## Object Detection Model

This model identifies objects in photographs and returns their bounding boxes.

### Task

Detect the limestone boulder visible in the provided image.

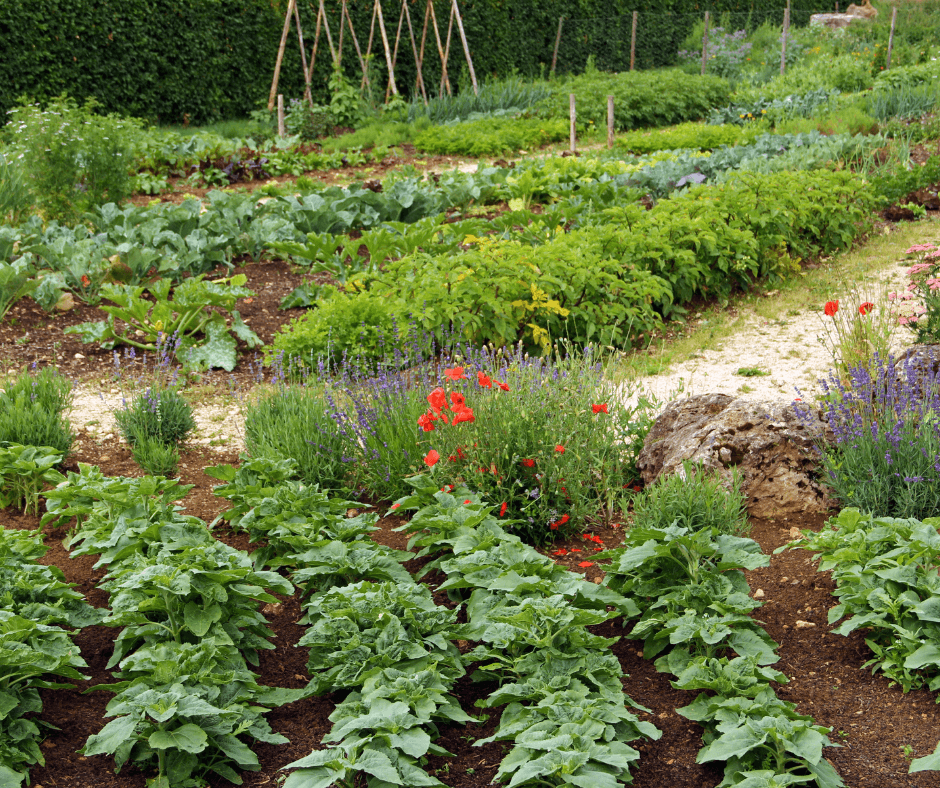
[809,12,871,28]
[637,394,833,519]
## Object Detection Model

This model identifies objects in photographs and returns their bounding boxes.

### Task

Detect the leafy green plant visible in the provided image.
[781,509,940,694]
[267,287,406,372]
[0,612,90,785]
[5,96,140,223]
[0,443,64,514]
[65,274,261,371]
[549,69,731,131]
[0,258,37,319]
[616,122,759,154]
[0,366,73,455]
[413,116,568,156]
[631,461,749,537]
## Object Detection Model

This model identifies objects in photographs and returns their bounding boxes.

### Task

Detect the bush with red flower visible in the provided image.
[411,348,659,546]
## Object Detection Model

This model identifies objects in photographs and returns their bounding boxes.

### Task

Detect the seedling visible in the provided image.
[735,367,769,377]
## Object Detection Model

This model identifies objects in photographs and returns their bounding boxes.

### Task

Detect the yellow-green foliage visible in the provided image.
[616,122,761,154]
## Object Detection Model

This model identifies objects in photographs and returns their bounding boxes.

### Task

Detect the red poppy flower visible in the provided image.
[477,371,492,388]
[451,407,475,425]
[553,549,568,556]
[499,502,507,517]
[417,413,436,432]
[521,459,535,468]
[594,546,604,551]
[463,499,471,504]
[555,444,565,453]
[80,274,91,287]
[444,366,466,381]
[859,302,875,316]
[424,450,440,468]
[569,547,581,552]
[592,403,609,414]
[549,522,559,530]
[578,561,594,568]
[450,392,466,408]
[557,513,570,526]
[824,300,839,317]
[427,388,448,412]
[496,380,510,391]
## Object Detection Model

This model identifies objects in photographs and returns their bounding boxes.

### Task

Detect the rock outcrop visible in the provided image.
[637,394,832,519]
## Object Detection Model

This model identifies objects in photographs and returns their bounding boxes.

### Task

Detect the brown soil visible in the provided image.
[9,429,940,788]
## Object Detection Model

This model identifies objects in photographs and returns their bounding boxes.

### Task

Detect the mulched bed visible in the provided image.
[4,433,937,788]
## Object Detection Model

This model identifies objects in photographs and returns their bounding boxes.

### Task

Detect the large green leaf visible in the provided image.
[82,715,139,756]
[148,723,209,754]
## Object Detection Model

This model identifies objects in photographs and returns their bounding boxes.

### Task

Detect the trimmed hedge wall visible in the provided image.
[0,1,820,124]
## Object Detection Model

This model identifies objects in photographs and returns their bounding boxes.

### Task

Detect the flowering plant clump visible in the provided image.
[797,352,940,520]
[412,345,650,546]
[817,285,896,381]
[891,243,940,344]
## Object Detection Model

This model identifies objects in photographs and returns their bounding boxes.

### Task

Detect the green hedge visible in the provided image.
[0,1,822,124]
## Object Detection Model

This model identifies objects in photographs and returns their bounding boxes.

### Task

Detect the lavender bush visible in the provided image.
[801,352,940,519]
[243,339,664,545]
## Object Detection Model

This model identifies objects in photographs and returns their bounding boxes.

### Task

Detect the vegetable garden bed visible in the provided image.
[3,432,938,788]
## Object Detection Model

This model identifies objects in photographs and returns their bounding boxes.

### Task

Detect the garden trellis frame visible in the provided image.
[267,0,479,111]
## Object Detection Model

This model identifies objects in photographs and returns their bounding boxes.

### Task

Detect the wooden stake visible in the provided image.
[277,94,286,137]
[306,4,324,86]
[362,2,378,91]
[337,0,345,64]
[293,1,313,106]
[439,2,455,96]
[780,6,789,76]
[428,0,452,95]
[701,11,709,76]
[886,5,898,69]
[451,0,478,95]
[375,0,399,96]
[404,0,428,104]
[268,0,296,111]
[569,93,576,154]
[551,16,564,77]
[343,1,369,89]
[386,0,406,101]
[607,95,614,149]
[319,0,339,66]
[630,11,637,71]
[417,0,431,97]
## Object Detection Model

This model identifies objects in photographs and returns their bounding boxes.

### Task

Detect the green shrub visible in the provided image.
[632,460,748,536]
[129,435,180,477]
[548,70,731,132]
[413,116,568,156]
[5,97,140,223]
[115,387,195,448]
[366,230,671,352]
[0,367,73,456]
[243,383,352,490]
[267,287,406,372]
[406,346,656,545]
